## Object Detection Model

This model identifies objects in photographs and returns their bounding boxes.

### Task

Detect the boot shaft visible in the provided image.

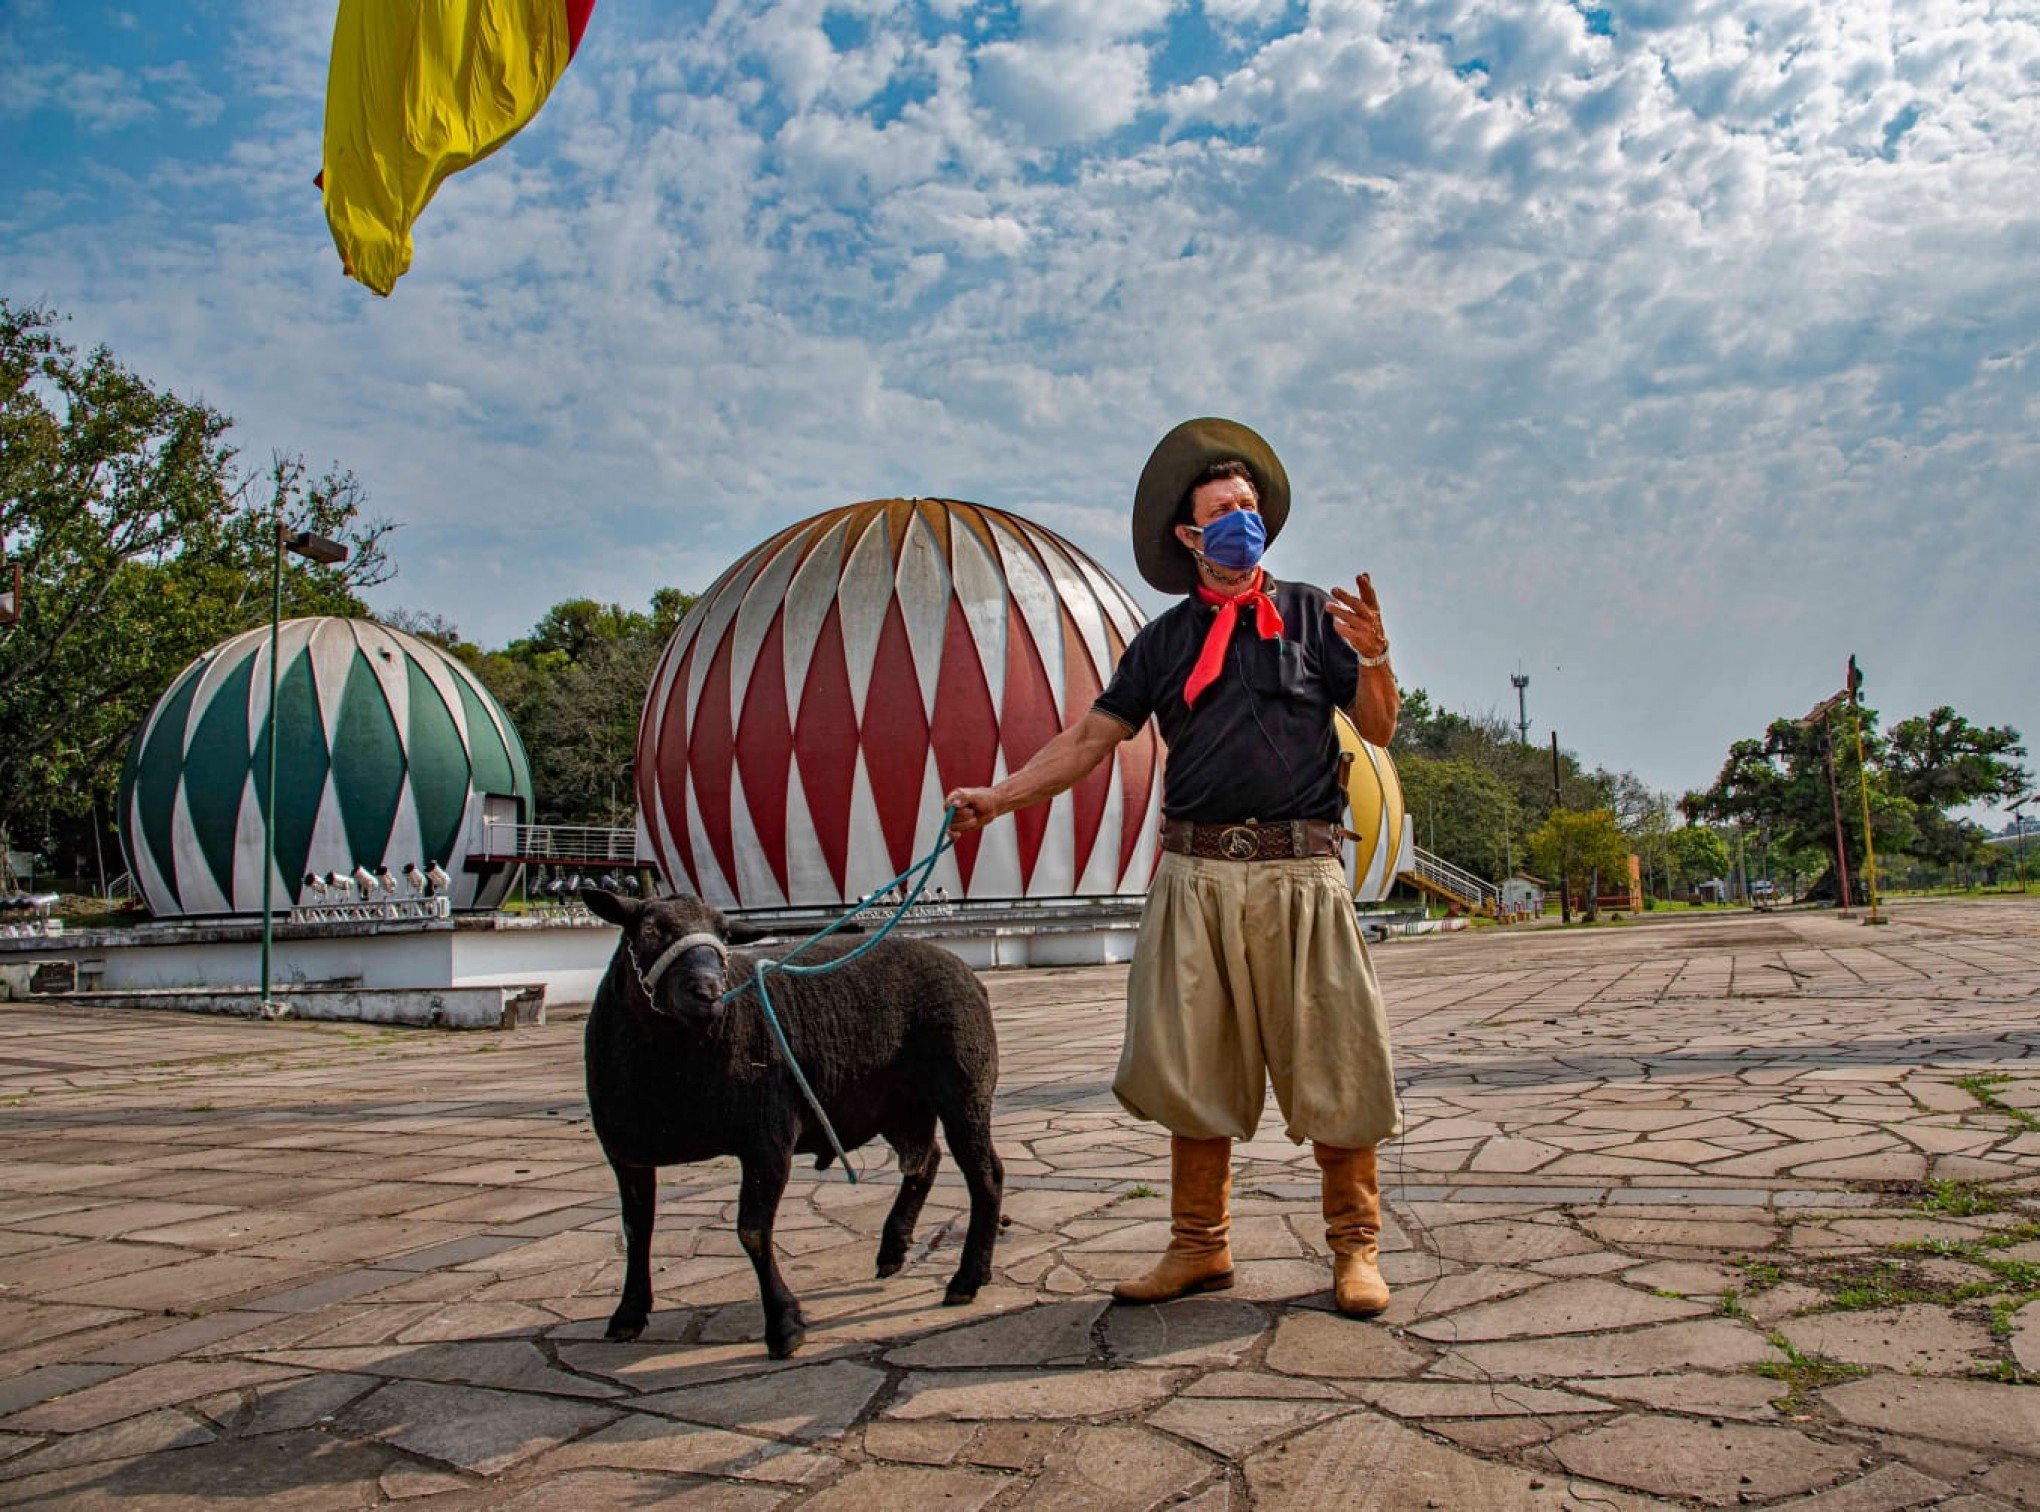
[1312,1141,1380,1248]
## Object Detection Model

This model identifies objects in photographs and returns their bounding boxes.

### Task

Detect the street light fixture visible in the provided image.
[259,524,349,1017]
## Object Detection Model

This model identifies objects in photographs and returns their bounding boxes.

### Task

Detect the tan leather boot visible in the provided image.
[1314,1142,1390,1317]
[1111,1135,1234,1303]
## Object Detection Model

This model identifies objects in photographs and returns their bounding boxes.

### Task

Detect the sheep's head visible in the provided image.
[582,888,768,1028]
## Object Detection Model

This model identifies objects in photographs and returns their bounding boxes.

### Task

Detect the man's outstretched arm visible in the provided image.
[946,710,1134,832]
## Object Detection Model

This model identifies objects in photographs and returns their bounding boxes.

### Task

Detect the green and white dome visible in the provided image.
[117,617,533,917]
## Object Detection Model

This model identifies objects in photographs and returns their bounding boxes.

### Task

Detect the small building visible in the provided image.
[1499,874,1545,919]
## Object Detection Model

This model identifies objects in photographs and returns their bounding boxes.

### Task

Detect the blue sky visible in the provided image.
[4,0,2036,809]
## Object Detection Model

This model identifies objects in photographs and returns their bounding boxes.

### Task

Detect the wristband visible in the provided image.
[1357,641,1391,669]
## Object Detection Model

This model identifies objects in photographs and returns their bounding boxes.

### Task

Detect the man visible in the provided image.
[946,417,1402,1317]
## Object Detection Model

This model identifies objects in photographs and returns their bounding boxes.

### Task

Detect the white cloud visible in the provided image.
[974,39,1152,144]
[6,0,2038,798]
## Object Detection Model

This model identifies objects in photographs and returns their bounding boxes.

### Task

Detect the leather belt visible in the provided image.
[1159,818,1343,862]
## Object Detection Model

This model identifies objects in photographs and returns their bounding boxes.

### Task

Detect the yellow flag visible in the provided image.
[321,0,595,295]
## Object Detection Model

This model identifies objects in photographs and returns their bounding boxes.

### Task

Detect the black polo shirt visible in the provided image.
[1093,577,1360,825]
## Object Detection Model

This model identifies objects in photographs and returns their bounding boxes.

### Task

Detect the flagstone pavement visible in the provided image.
[1,896,2037,1509]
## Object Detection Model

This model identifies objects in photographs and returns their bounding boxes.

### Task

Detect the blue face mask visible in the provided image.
[1194,509,1266,572]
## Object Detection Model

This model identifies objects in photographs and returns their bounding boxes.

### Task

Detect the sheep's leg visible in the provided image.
[737,1145,803,1359]
[877,1117,940,1278]
[936,1092,1005,1306]
[606,1161,657,1341]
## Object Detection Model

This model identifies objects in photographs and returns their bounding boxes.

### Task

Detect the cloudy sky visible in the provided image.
[5,0,2035,806]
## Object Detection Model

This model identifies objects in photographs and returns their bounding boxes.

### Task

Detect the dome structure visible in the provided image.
[118,617,533,917]
[638,499,1163,910]
[1335,714,1412,902]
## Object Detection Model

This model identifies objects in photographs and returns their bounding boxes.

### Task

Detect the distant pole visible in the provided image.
[1846,661,1883,924]
[259,525,350,1016]
[1550,731,1571,924]
[259,524,285,1015]
[1822,719,1854,916]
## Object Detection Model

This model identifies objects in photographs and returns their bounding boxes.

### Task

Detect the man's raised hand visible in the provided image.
[1327,573,1390,662]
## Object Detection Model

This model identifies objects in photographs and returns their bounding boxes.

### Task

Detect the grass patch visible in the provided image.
[1988,1296,2034,1343]
[1735,1259,1786,1291]
[1954,1072,2040,1132]
[1719,1287,1751,1321]
[1823,1257,1997,1311]
[1753,1333,1869,1411]
[1917,1179,2003,1217]
[1124,1184,1159,1200]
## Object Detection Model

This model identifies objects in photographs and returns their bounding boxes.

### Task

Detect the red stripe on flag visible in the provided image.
[564,0,596,55]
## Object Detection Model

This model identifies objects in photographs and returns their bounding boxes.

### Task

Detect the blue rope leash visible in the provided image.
[717,805,960,1183]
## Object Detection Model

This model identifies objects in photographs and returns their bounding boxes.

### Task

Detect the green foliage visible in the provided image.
[0,300,393,864]
[1526,807,1630,904]
[1391,686,1675,896]
[1668,824,1730,888]
[1884,707,2028,865]
[1397,754,1520,881]
[1685,683,2027,886]
[1918,1179,2002,1217]
[1752,1333,1868,1410]
[1954,1072,2040,1133]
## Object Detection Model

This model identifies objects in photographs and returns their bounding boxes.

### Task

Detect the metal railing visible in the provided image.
[1404,846,1500,914]
[477,821,639,863]
[289,897,452,925]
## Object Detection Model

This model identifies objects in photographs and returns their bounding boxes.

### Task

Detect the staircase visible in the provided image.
[1401,846,1499,916]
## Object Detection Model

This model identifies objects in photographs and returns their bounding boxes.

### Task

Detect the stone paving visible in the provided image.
[0,896,2036,1509]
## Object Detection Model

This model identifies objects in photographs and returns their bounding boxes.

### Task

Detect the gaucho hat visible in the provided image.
[1132,417,1291,594]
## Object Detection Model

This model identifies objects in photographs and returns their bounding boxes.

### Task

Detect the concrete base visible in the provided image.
[40,983,546,1029]
[741,896,1146,971]
[0,912,618,1006]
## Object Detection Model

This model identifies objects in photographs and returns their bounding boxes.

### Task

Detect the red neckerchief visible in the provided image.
[1184,570,1284,708]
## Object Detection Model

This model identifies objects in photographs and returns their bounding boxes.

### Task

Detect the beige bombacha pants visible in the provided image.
[1113,851,1401,1148]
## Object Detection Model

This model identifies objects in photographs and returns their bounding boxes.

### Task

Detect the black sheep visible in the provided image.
[579,887,1004,1359]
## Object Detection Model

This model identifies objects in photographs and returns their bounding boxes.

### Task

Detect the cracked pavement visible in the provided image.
[0,896,2036,1508]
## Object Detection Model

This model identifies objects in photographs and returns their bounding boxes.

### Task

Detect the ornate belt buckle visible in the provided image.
[1219,825,1259,860]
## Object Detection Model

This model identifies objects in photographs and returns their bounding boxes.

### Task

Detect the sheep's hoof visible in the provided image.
[604,1313,647,1342]
[766,1326,805,1360]
[942,1283,979,1307]
[875,1256,905,1279]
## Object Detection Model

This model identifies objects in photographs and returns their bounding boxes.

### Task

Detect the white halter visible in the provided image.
[632,932,729,996]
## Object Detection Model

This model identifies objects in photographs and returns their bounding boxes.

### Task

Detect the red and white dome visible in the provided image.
[638,499,1162,910]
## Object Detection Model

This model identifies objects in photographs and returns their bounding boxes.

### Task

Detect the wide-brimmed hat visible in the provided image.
[1132,417,1291,593]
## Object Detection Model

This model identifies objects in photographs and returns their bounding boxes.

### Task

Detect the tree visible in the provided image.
[1669,825,1731,891]
[0,301,393,875]
[1394,683,1619,832]
[1686,694,2027,897]
[1883,707,2027,865]
[1397,754,1520,882]
[1526,808,1631,920]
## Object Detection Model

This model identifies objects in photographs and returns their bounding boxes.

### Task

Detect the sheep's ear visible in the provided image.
[725,917,770,945]
[580,887,641,928]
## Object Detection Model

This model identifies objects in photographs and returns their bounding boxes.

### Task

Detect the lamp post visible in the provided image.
[1798,692,1854,915]
[259,524,349,1016]
[2012,794,2033,894]
[1844,656,1884,925]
